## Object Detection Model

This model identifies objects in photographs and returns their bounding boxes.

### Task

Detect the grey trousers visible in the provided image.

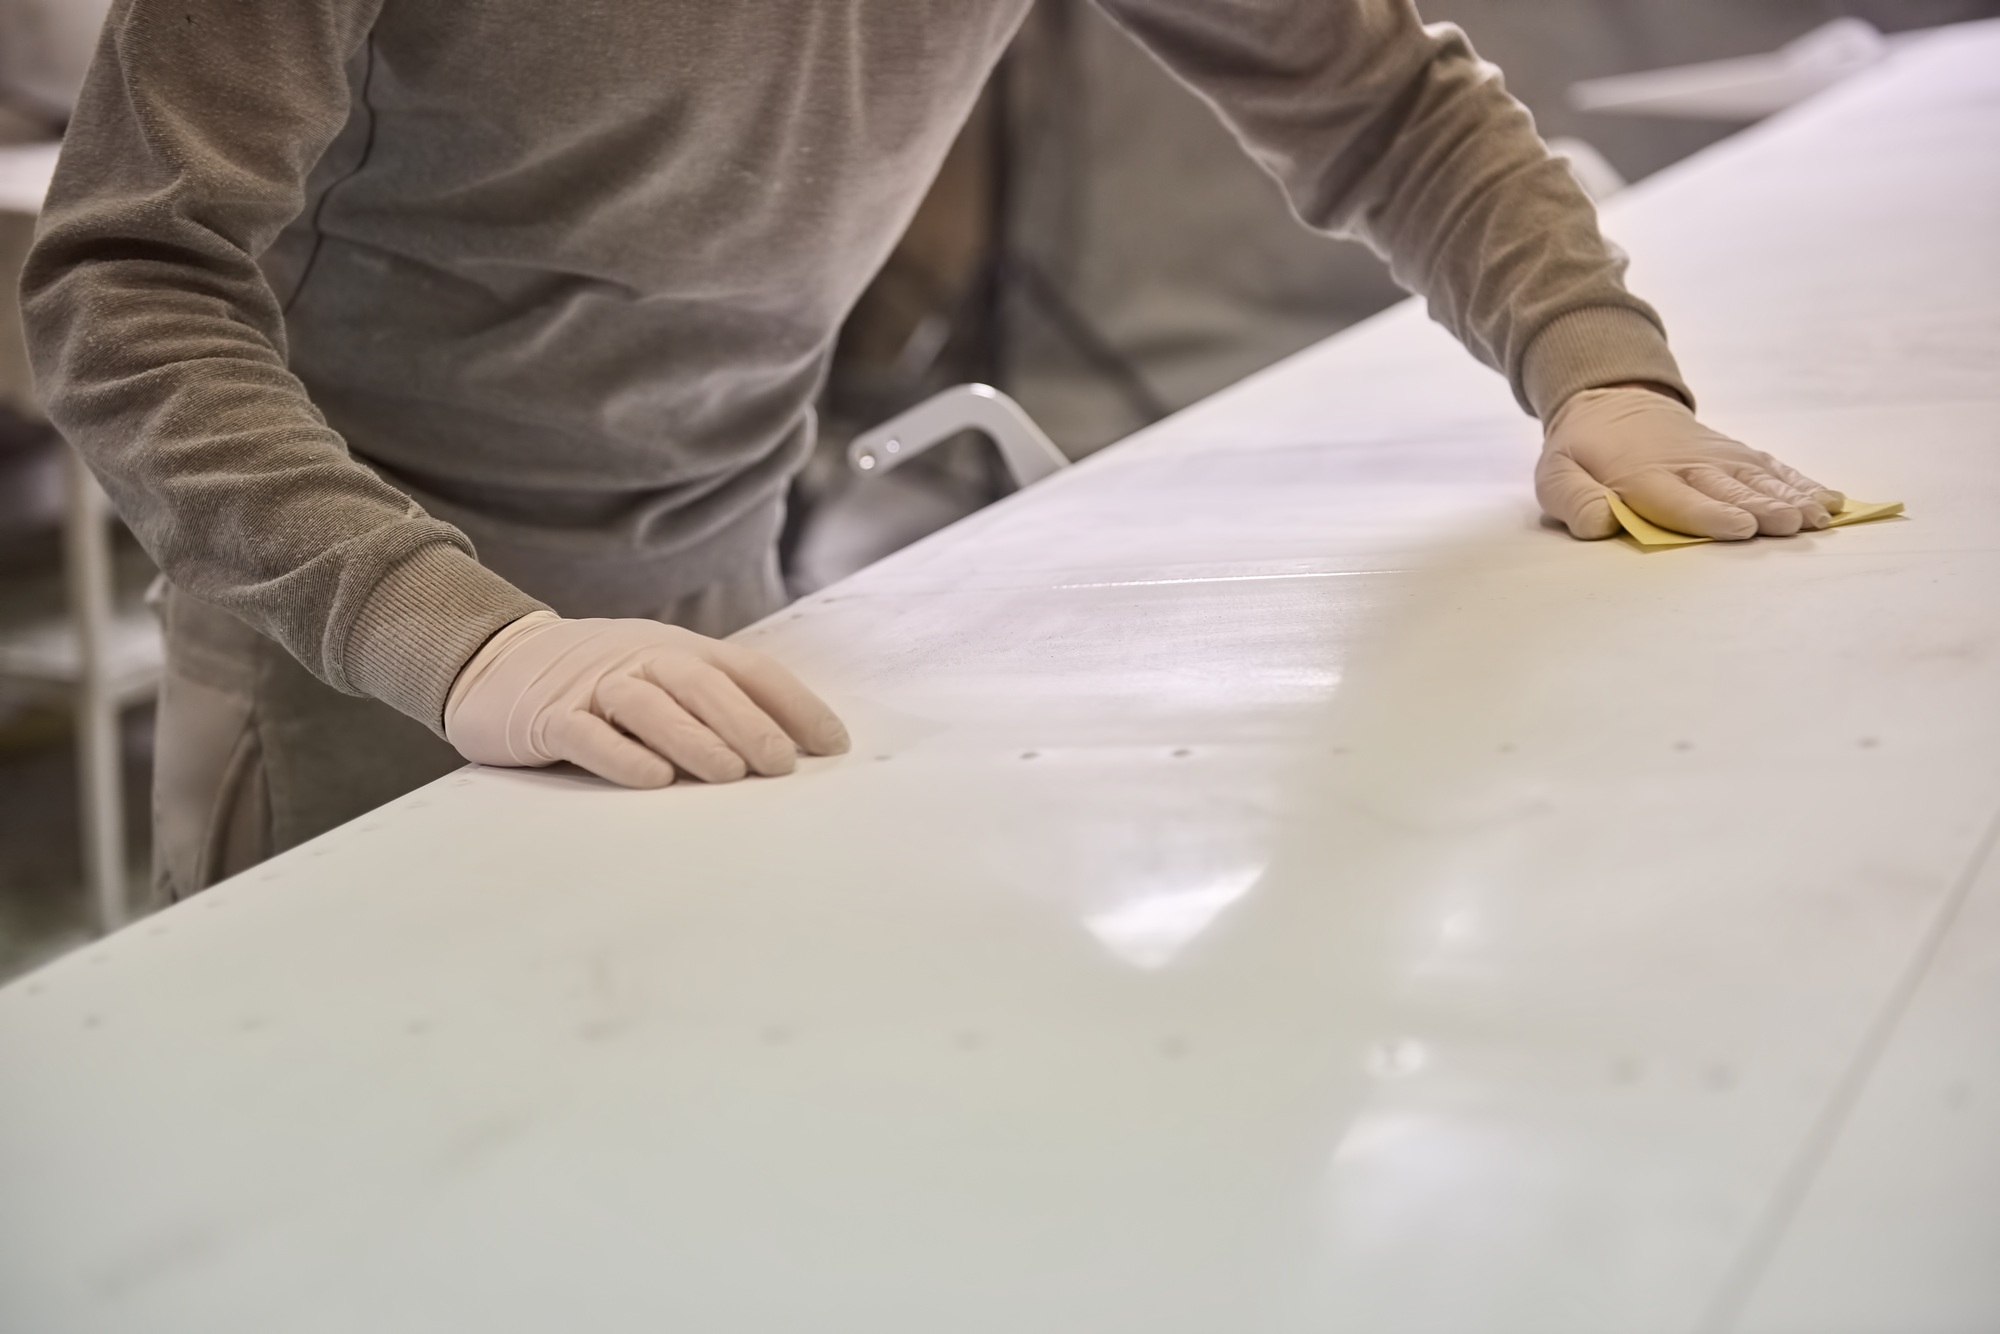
[152,557,786,904]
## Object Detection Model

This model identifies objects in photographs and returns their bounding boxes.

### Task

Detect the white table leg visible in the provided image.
[62,448,126,933]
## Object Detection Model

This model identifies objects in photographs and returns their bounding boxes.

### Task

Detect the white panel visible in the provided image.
[1733,836,2000,1334]
[2,19,1997,1334]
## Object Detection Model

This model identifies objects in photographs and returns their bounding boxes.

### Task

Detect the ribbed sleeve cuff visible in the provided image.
[342,544,549,736]
[1519,306,1693,421]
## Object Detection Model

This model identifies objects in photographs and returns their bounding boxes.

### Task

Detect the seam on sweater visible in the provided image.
[282,34,382,317]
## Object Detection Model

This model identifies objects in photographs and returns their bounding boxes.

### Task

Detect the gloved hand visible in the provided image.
[1537,386,1844,541]
[444,612,849,788]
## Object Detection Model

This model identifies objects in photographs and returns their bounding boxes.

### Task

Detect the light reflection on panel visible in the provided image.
[1084,866,1266,970]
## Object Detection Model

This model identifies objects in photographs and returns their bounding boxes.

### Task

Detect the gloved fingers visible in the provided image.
[1681,465,1804,536]
[1533,449,1620,540]
[642,658,799,777]
[1735,468,1832,529]
[550,710,679,789]
[1617,469,1759,540]
[595,672,752,784]
[706,641,853,756]
[1754,451,1846,515]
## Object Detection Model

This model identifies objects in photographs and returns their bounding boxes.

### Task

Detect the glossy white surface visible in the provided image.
[1736,832,2000,1334]
[3,23,1997,1333]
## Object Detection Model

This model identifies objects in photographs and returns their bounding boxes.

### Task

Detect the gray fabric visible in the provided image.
[25,0,1685,734]
[153,553,787,901]
[153,582,461,903]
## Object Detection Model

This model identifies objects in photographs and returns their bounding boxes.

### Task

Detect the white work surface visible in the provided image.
[3,25,1997,1334]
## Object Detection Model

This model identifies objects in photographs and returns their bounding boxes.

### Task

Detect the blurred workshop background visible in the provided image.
[3,0,1995,981]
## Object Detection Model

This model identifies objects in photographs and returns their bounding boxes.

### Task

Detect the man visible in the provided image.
[21,0,1840,901]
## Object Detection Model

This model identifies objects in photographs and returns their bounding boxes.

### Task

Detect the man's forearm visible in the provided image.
[1096,0,1688,417]
[22,0,535,729]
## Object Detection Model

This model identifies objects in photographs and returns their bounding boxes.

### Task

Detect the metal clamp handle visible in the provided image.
[848,384,1070,489]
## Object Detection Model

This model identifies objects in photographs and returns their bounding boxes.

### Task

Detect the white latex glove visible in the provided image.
[444,612,849,788]
[1537,387,1844,541]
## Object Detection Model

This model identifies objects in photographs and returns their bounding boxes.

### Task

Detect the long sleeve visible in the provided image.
[20,0,542,730]
[1094,0,1690,418]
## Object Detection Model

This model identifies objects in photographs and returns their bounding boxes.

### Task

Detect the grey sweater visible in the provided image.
[22,0,1687,731]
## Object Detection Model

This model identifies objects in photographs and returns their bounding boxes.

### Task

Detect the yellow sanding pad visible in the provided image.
[1609,494,1905,549]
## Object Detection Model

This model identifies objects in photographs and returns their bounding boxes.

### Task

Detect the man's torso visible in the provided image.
[265,0,1030,596]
